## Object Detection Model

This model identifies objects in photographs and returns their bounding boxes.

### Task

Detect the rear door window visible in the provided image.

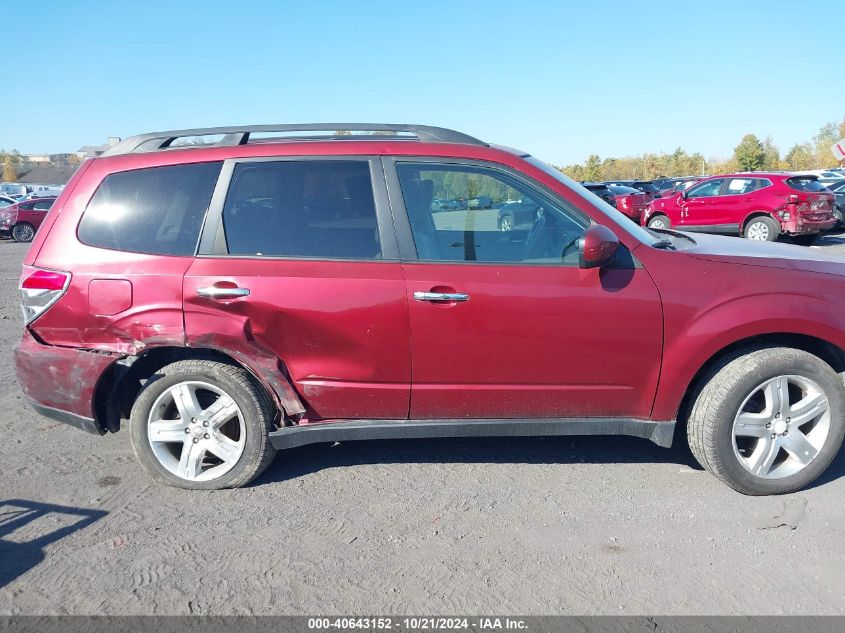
[79,162,223,255]
[725,178,756,195]
[32,200,53,211]
[221,160,381,259]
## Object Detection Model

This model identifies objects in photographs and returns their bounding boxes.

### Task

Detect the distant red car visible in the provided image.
[642,173,836,243]
[606,184,651,222]
[0,198,55,242]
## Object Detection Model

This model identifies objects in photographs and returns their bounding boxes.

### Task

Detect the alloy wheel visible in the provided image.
[745,221,770,241]
[147,380,246,482]
[12,224,34,242]
[732,375,831,479]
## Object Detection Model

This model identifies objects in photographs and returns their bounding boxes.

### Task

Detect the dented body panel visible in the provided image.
[14,329,117,428]
[184,258,411,420]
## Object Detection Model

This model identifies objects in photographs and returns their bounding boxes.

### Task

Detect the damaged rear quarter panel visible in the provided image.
[15,329,118,421]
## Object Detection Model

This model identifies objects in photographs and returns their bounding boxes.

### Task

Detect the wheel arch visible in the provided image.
[741,210,777,234]
[94,345,306,433]
[673,332,845,430]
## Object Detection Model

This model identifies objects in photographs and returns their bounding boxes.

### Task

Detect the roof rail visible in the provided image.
[100,124,486,156]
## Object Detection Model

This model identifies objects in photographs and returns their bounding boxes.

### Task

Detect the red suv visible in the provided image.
[642,173,836,242]
[0,197,55,242]
[14,124,845,494]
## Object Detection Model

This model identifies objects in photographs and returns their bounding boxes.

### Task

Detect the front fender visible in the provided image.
[651,290,845,420]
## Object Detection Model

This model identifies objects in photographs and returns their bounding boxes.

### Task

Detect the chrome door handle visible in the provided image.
[197,286,251,298]
[413,291,469,302]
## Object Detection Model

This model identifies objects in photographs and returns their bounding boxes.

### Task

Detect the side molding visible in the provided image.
[269,417,675,450]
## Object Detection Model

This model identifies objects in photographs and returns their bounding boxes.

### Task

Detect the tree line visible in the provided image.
[559,116,845,182]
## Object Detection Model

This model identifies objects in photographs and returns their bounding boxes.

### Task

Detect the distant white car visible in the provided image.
[793,169,845,187]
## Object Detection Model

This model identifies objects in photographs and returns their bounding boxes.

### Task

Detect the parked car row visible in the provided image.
[0,182,64,200]
[579,172,840,243]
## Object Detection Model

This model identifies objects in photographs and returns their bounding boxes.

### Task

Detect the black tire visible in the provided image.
[499,213,515,232]
[646,214,670,230]
[743,215,779,242]
[791,234,817,246]
[834,206,844,228]
[130,359,277,489]
[11,222,35,242]
[687,347,845,495]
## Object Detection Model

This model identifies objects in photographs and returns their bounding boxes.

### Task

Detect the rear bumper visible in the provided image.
[28,401,103,435]
[14,329,117,435]
[781,215,837,235]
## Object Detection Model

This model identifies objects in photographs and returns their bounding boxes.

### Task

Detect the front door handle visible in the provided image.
[197,286,251,299]
[413,291,469,302]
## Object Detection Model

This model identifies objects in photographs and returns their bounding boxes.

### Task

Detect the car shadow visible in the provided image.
[0,499,107,588]
[254,425,845,493]
[255,430,707,486]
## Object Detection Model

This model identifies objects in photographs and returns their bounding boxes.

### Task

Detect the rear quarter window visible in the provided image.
[78,162,222,255]
[786,177,827,192]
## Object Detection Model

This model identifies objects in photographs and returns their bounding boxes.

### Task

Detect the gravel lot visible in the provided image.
[2,233,845,616]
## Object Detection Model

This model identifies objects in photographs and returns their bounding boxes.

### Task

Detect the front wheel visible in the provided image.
[499,214,514,232]
[130,359,277,489]
[646,215,670,230]
[687,347,845,495]
[744,216,779,242]
[11,223,35,242]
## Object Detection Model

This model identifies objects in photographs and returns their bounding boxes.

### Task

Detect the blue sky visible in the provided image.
[1,0,841,165]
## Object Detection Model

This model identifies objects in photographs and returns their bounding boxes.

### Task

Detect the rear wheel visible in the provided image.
[687,347,845,495]
[11,223,35,242]
[130,359,277,489]
[647,215,670,230]
[744,216,779,242]
[834,206,844,228]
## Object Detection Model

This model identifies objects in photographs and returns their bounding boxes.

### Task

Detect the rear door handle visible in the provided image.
[413,291,469,302]
[197,286,251,299]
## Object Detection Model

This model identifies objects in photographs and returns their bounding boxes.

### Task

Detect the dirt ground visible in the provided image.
[3,233,845,616]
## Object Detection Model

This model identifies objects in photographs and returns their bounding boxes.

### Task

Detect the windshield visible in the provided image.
[524,156,664,246]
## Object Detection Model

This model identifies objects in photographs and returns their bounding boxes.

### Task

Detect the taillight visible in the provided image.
[19,266,70,324]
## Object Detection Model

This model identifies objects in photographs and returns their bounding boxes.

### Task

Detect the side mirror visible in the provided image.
[680,189,688,200]
[579,224,619,269]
